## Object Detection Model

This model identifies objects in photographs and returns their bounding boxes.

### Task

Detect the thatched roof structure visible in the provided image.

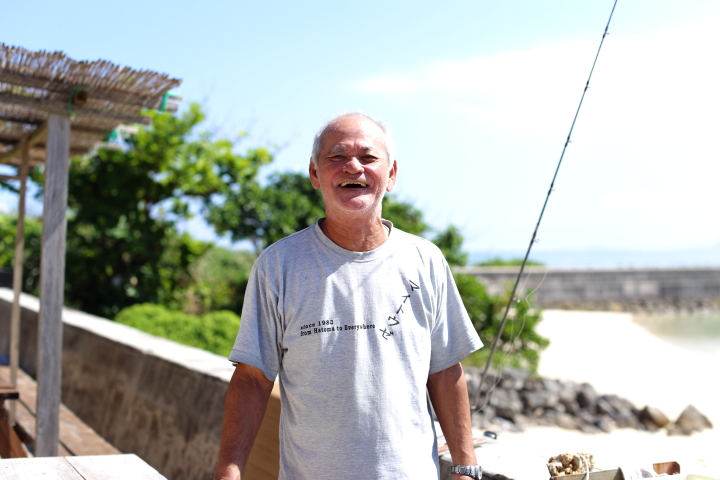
[0,43,181,167]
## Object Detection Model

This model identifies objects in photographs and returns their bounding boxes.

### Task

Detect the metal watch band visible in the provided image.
[450,464,481,479]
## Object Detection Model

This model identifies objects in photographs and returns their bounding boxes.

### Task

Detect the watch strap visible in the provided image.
[450,464,481,479]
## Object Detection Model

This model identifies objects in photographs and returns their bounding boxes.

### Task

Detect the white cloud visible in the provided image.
[355,13,720,140]
[355,13,720,251]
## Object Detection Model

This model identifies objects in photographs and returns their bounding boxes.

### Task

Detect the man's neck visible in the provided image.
[320,215,389,252]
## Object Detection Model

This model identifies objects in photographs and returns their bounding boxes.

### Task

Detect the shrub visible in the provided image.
[455,274,549,373]
[115,303,240,356]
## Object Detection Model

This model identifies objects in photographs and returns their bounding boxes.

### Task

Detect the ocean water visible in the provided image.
[633,311,720,354]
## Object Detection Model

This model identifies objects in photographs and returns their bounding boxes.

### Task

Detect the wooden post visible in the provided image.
[9,136,30,425]
[36,113,70,457]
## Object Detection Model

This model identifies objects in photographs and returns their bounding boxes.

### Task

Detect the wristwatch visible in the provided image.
[451,464,482,479]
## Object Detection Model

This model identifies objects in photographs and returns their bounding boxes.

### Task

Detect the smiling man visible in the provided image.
[213,113,483,480]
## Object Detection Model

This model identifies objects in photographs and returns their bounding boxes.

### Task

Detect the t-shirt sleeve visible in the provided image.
[229,260,282,382]
[428,258,483,375]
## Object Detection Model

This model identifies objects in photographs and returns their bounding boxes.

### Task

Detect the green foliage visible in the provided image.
[382,195,429,236]
[476,257,545,267]
[432,225,468,266]
[206,166,430,253]
[183,247,256,314]
[207,171,326,253]
[16,103,272,319]
[454,274,549,373]
[0,214,42,294]
[115,303,240,356]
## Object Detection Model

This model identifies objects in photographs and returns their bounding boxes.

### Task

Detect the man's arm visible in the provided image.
[427,362,478,480]
[213,363,275,480]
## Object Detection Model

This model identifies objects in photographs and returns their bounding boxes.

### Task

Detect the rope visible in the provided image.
[473,0,620,411]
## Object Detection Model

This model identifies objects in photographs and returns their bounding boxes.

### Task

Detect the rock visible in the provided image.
[555,413,578,430]
[576,383,598,410]
[522,390,559,410]
[595,414,615,433]
[580,423,600,434]
[500,367,527,390]
[489,388,523,421]
[639,406,670,428]
[596,395,637,428]
[668,405,713,436]
[463,367,678,436]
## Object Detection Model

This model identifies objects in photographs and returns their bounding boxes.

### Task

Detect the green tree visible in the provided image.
[206,166,430,253]
[0,214,43,294]
[183,246,256,314]
[207,171,326,254]
[432,225,468,266]
[455,274,549,372]
[382,195,429,236]
[15,104,272,318]
[476,257,545,267]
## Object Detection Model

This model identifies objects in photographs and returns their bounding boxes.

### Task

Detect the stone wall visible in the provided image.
[454,266,720,312]
[0,289,241,480]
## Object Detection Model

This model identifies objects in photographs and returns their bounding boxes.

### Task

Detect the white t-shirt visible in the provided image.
[230,220,483,480]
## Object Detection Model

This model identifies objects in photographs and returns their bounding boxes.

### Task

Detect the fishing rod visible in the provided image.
[472,0,619,411]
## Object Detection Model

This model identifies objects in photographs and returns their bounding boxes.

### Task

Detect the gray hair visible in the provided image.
[310,112,396,166]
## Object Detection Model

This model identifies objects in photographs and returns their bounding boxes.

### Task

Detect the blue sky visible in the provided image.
[2,0,719,262]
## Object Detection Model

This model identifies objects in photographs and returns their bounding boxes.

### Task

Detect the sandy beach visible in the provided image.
[479,309,720,479]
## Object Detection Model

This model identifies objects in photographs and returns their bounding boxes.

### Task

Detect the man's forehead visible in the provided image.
[326,144,381,155]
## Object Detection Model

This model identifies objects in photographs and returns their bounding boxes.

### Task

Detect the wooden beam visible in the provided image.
[36,113,70,457]
[0,69,179,110]
[0,92,152,125]
[9,137,30,425]
[0,123,48,164]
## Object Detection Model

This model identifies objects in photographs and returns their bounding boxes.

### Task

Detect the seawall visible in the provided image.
[453,266,720,312]
[0,288,281,480]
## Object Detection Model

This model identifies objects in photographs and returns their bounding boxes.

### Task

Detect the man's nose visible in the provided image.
[342,157,363,173]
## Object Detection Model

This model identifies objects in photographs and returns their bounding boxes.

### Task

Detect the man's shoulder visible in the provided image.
[257,224,318,262]
[391,227,445,258]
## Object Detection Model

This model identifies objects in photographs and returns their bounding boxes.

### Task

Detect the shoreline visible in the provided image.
[490,309,720,478]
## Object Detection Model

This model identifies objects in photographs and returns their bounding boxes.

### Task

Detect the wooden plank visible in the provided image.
[58,403,120,456]
[66,454,167,480]
[0,367,113,457]
[36,113,71,457]
[0,457,81,480]
[0,404,29,458]
[0,92,152,125]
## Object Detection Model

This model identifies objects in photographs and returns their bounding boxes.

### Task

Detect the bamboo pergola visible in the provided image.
[0,43,181,457]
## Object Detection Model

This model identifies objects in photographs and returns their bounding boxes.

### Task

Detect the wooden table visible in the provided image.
[0,454,167,480]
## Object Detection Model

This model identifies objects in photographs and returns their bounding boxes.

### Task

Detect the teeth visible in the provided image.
[340,182,367,187]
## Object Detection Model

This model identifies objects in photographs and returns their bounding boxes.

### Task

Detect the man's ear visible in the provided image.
[309,159,320,189]
[386,159,398,192]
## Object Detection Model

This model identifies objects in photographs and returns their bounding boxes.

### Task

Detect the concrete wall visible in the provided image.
[0,289,272,480]
[454,266,720,310]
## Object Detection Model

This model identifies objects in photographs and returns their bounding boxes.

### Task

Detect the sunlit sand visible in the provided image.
[481,310,720,478]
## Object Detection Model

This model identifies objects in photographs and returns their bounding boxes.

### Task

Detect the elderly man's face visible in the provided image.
[310,115,397,217]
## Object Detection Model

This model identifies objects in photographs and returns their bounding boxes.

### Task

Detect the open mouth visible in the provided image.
[340,182,368,188]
